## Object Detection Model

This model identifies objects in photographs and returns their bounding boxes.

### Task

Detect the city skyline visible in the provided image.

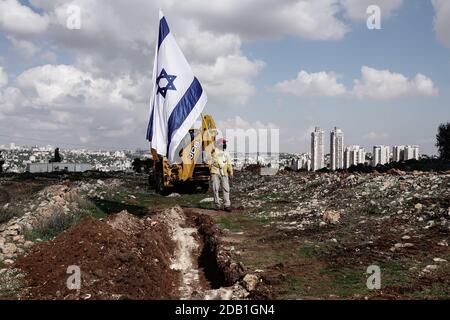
[0,137,426,173]
[0,138,425,158]
[308,125,423,171]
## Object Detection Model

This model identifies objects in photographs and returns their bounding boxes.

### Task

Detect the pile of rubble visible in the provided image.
[0,179,122,265]
[230,170,449,297]
[233,171,450,234]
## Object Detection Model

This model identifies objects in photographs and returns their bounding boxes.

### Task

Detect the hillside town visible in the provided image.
[0,143,143,173]
[0,126,428,174]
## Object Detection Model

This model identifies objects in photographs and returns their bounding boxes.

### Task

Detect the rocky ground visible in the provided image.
[0,170,449,299]
[225,169,450,299]
[0,174,258,300]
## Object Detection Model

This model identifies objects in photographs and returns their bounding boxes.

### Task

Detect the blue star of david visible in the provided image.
[156,68,177,98]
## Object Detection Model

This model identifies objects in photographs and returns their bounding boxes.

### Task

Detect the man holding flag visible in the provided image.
[146,10,207,164]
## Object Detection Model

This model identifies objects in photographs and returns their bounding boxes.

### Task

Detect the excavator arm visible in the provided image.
[179,114,217,181]
[151,114,218,193]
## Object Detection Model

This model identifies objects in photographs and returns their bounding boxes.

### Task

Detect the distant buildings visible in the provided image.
[311,127,325,171]
[372,145,390,166]
[393,145,404,162]
[344,146,366,169]
[0,144,134,173]
[307,126,424,171]
[405,145,420,160]
[393,145,420,162]
[290,153,311,171]
[330,127,344,170]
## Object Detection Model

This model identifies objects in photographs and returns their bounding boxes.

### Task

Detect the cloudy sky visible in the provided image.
[0,0,449,154]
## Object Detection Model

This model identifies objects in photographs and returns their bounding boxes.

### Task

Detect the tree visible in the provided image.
[132,158,142,173]
[132,158,153,174]
[436,122,450,161]
[50,148,62,163]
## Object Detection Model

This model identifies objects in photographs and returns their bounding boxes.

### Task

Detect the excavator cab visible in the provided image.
[151,114,217,194]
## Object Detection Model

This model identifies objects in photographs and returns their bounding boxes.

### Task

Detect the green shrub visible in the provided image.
[0,206,21,224]
[24,208,87,241]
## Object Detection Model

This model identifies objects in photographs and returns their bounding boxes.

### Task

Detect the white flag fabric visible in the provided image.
[146,10,207,164]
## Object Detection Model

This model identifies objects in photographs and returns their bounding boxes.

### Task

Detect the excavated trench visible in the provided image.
[197,231,227,289]
[194,215,229,289]
[13,206,250,300]
[168,207,245,299]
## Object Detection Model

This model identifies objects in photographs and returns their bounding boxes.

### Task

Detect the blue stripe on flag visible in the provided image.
[146,105,154,141]
[158,17,170,49]
[167,77,203,149]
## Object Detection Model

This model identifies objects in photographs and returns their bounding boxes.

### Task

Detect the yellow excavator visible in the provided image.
[150,114,218,194]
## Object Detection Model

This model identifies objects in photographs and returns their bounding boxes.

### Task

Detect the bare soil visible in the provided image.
[15,212,179,299]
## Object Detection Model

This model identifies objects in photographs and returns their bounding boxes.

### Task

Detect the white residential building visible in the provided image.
[404,145,420,160]
[393,145,420,161]
[311,127,325,171]
[372,145,390,166]
[291,153,311,171]
[344,145,366,169]
[393,145,405,162]
[330,127,344,171]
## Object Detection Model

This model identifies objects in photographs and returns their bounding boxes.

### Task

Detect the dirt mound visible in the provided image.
[15,212,179,300]
[107,210,144,235]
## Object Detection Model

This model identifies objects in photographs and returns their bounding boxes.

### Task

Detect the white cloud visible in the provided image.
[274,66,438,100]
[341,0,404,20]
[353,66,439,100]
[194,55,265,105]
[172,0,349,41]
[0,0,49,35]
[0,67,8,87]
[40,51,58,64]
[2,0,355,110]
[16,64,144,110]
[21,1,266,106]
[4,64,151,145]
[176,22,242,64]
[0,67,27,115]
[431,0,450,47]
[362,131,389,140]
[7,37,41,59]
[273,70,347,97]
[0,87,26,113]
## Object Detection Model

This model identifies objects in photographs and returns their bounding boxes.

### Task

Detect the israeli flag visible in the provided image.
[146,10,207,164]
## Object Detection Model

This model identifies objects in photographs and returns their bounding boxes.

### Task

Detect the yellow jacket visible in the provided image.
[209,149,233,176]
